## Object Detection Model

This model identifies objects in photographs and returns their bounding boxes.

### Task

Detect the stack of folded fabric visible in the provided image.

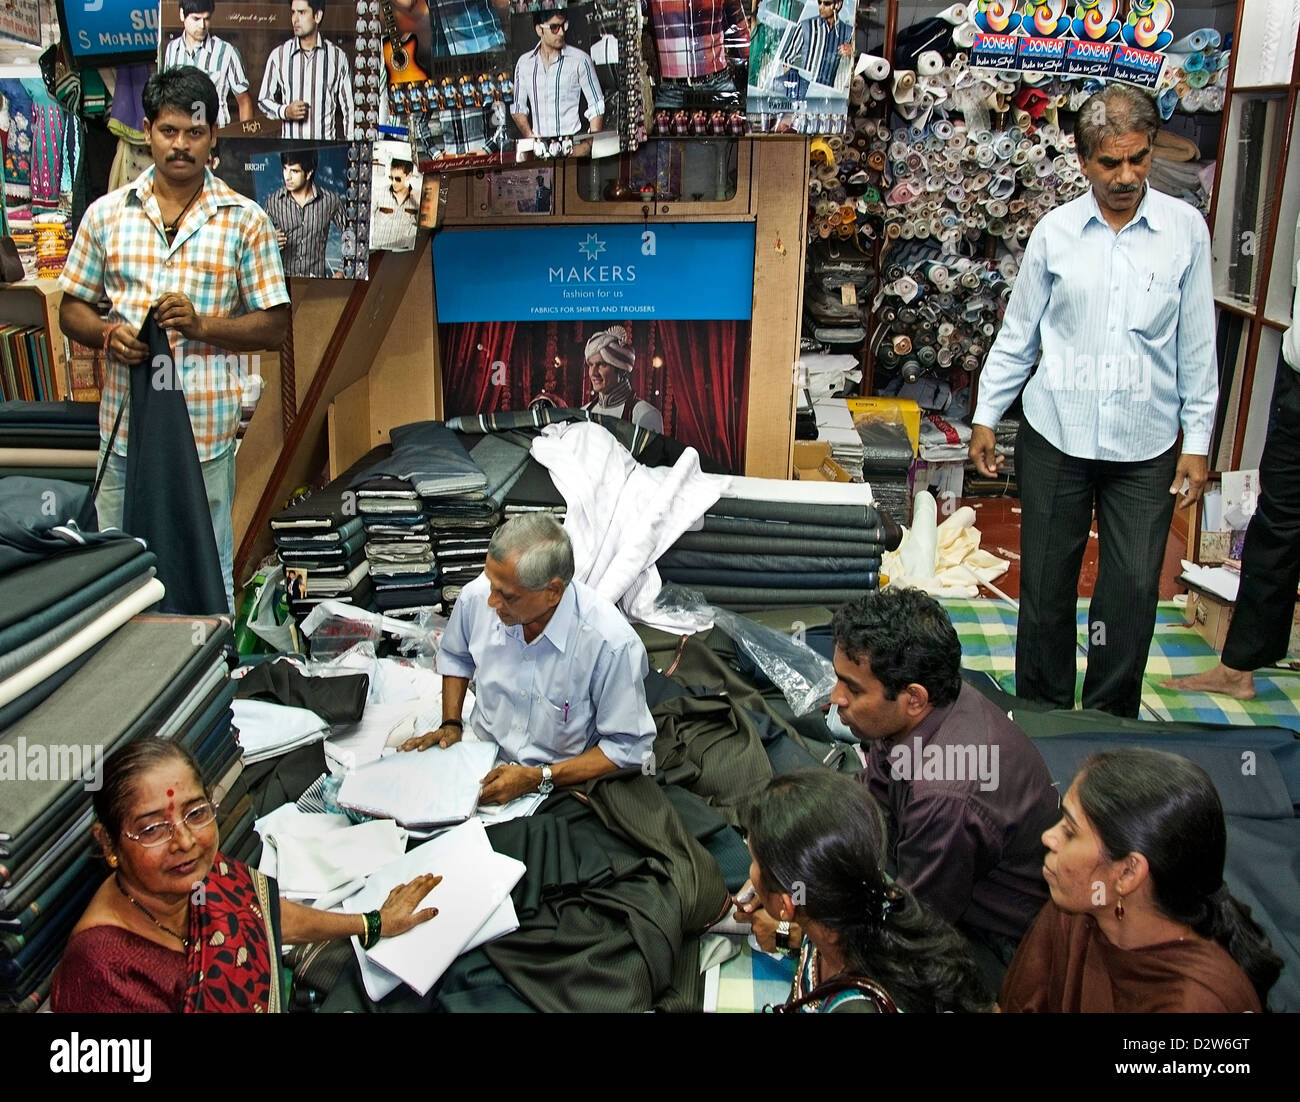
[0,403,101,485]
[855,414,915,526]
[0,615,239,1010]
[658,477,897,613]
[964,416,1019,495]
[428,433,532,607]
[812,395,864,477]
[502,454,568,524]
[271,446,392,614]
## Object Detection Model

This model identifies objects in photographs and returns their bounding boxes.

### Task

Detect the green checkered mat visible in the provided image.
[942,598,1300,733]
[713,939,797,1013]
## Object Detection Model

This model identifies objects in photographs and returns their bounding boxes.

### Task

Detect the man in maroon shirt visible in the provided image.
[736,586,1057,988]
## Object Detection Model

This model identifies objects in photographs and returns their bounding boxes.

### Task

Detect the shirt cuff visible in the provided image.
[596,734,650,771]
[435,653,475,679]
[1180,435,1211,456]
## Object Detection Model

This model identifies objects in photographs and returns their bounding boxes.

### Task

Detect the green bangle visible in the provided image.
[360,909,382,949]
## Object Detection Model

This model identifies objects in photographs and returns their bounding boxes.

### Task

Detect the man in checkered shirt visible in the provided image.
[161,0,253,128]
[58,67,290,613]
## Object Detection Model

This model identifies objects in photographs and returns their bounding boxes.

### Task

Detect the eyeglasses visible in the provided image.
[122,801,219,847]
[544,21,567,31]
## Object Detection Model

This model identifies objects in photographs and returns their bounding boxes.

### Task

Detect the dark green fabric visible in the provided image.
[480,773,728,1013]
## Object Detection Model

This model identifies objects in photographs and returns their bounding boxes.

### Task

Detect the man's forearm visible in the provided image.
[200,305,289,352]
[441,675,468,724]
[59,296,111,348]
[512,112,533,138]
[549,745,616,788]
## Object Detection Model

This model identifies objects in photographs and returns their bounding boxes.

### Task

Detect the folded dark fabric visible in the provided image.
[700,513,887,542]
[291,576,375,613]
[503,458,565,508]
[0,467,95,483]
[0,477,131,577]
[351,422,487,499]
[271,445,392,530]
[659,549,882,573]
[683,584,872,607]
[0,571,157,681]
[0,616,233,852]
[673,529,883,558]
[277,553,366,577]
[272,518,365,544]
[0,538,152,638]
[235,661,369,724]
[706,497,883,527]
[363,516,430,534]
[276,529,367,560]
[430,514,501,530]
[661,567,880,589]
[0,402,100,428]
[372,570,442,588]
[0,430,102,450]
[373,586,443,611]
[0,646,99,736]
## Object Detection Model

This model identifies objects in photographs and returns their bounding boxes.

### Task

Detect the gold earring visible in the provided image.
[1114,893,1124,920]
[107,854,119,867]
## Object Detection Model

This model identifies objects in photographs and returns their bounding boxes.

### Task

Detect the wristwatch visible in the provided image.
[537,764,554,796]
[774,919,792,951]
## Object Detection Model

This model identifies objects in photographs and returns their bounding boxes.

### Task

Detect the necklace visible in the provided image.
[114,874,192,950]
[161,181,205,239]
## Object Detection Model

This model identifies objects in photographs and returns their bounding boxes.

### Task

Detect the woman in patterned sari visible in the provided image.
[51,739,439,1012]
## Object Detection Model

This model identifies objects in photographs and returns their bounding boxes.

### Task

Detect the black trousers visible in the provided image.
[1016,418,1178,717]
[1223,360,1300,671]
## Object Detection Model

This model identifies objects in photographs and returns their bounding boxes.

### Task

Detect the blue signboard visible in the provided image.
[56,0,158,68]
[433,223,756,323]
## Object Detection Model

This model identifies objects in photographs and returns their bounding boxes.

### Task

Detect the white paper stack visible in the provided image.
[343,819,526,998]
[813,396,865,477]
[336,741,498,829]
[1179,560,1241,603]
[255,806,408,907]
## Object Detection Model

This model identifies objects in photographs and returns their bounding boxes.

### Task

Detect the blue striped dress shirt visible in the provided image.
[973,186,1218,461]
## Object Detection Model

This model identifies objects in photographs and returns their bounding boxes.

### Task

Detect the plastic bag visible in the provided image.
[395,607,449,669]
[245,564,297,654]
[654,585,836,716]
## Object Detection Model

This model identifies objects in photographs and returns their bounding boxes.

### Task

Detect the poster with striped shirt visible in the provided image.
[745,0,856,133]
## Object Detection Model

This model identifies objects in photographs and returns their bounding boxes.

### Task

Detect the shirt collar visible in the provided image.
[291,36,324,57]
[535,581,577,654]
[1081,182,1157,233]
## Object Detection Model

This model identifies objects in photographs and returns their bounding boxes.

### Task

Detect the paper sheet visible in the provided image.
[336,742,498,829]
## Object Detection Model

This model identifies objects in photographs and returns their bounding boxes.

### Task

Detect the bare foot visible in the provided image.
[1158,664,1256,700]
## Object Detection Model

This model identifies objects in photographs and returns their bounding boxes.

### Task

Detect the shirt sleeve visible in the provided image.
[337,52,355,140]
[228,45,250,94]
[237,208,291,312]
[893,788,994,926]
[59,200,108,307]
[580,55,605,121]
[258,50,287,120]
[435,595,477,680]
[513,55,532,121]
[971,224,1052,429]
[725,0,752,50]
[1175,218,1219,455]
[589,639,656,770]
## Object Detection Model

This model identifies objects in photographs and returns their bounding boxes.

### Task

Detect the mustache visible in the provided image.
[167,153,196,162]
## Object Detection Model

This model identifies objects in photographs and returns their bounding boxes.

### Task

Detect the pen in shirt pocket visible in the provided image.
[563,700,569,722]
[1147,271,1155,292]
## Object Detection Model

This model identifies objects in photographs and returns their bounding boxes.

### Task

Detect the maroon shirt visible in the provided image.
[51,926,187,1012]
[859,681,1058,942]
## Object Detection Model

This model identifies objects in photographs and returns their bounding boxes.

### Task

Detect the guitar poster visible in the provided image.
[379,0,643,172]
[159,1,382,279]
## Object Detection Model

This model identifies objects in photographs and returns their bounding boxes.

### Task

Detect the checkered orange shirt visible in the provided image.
[60,166,290,461]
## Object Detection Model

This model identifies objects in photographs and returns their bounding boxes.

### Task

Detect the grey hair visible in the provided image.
[488,513,574,589]
[1075,85,1159,161]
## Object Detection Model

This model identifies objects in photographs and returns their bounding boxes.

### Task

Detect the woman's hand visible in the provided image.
[377,873,442,938]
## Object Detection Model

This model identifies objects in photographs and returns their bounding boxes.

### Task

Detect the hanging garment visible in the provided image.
[118,310,227,616]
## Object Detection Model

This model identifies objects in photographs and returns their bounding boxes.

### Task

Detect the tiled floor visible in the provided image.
[960,495,1189,601]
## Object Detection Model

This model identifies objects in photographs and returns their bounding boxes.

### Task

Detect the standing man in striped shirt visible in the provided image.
[258,0,355,141]
[264,148,346,277]
[778,0,853,99]
[161,0,253,128]
[57,67,290,613]
[969,84,1218,717]
[513,11,605,142]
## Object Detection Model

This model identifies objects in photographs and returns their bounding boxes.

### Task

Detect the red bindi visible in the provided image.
[167,789,174,797]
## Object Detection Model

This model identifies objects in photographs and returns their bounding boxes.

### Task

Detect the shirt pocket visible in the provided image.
[1127,265,1183,340]
[540,688,591,747]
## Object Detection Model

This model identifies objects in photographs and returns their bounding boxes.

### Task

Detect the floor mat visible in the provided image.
[943,598,1300,733]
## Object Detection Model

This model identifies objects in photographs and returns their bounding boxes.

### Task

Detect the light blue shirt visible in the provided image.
[436,573,656,770]
[973,185,1218,460]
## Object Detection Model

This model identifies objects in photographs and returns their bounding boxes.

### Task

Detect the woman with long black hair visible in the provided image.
[1001,747,1281,1012]
[745,769,992,1013]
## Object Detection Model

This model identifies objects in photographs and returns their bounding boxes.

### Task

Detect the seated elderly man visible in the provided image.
[737,586,1058,986]
[400,513,656,805]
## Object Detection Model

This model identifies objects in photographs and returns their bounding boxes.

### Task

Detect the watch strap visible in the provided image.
[774,919,792,950]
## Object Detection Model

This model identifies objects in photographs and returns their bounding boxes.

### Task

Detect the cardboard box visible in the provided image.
[845,397,921,456]
[792,441,852,482]
[1185,588,1235,652]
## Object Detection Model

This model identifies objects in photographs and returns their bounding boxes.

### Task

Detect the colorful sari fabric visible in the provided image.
[183,854,284,1013]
